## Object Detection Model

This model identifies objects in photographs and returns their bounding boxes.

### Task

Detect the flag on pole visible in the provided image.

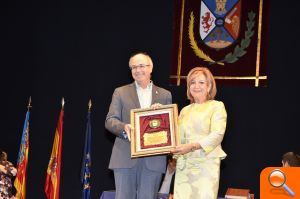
[44,101,64,199]
[14,104,30,199]
[81,100,92,199]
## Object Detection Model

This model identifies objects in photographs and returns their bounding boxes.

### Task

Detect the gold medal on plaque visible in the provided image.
[149,119,161,128]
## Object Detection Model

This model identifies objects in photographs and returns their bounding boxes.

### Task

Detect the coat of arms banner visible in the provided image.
[170,0,270,87]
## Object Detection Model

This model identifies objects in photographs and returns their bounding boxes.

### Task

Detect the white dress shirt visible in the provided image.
[135,81,152,108]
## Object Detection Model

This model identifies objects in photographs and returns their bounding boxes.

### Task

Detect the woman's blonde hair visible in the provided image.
[186,67,217,103]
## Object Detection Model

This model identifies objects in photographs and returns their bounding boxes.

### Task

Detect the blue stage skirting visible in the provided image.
[100,191,169,199]
[100,191,225,199]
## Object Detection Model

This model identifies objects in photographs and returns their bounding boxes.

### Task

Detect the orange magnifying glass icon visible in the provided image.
[268,169,295,197]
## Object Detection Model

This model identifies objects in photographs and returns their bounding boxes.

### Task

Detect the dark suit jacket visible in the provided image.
[105,82,172,173]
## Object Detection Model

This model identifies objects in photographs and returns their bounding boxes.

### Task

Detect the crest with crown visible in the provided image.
[215,0,227,15]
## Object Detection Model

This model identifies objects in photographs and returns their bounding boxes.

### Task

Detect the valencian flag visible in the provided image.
[170,0,270,87]
[14,99,31,199]
[81,100,92,199]
[44,99,64,199]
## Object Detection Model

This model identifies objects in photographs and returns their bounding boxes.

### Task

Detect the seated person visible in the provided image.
[282,152,300,167]
[0,149,17,199]
[159,155,176,195]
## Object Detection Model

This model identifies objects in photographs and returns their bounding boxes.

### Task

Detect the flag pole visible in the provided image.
[61,97,65,109]
[88,99,92,112]
[27,96,32,110]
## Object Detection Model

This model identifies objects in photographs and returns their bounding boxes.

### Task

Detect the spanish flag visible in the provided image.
[44,105,64,199]
[14,108,30,199]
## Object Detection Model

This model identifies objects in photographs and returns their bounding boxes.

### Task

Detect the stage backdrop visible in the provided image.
[1,0,300,198]
[170,0,270,87]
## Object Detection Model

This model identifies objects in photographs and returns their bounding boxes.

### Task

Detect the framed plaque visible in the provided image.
[130,104,179,158]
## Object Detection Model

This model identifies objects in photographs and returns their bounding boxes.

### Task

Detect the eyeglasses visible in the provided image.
[129,64,150,71]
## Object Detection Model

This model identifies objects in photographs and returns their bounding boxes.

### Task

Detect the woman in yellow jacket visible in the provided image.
[172,67,227,199]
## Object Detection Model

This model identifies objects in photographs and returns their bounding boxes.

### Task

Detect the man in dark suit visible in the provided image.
[105,52,172,199]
